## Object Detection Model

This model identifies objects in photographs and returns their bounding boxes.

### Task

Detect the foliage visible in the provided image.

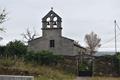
[0,57,75,80]
[0,9,7,40]
[116,52,120,60]
[0,46,6,57]
[0,40,64,66]
[0,9,7,31]
[94,55,118,76]
[79,63,88,71]
[24,50,64,65]
[114,52,120,74]
[0,9,7,24]
[5,40,27,58]
[84,32,101,55]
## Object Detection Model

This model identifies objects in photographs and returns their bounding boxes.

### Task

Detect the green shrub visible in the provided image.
[79,63,89,71]
[24,50,63,66]
[5,40,27,58]
[0,46,6,57]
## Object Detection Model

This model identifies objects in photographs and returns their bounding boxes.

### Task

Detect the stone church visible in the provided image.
[28,9,85,56]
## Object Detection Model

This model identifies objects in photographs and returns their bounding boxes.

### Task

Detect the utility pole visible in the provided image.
[114,20,117,53]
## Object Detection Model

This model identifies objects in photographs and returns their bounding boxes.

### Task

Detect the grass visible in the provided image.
[0,58,120,80]
[0,58,75,80]
[75,77,120,80]
[91,77,120,80]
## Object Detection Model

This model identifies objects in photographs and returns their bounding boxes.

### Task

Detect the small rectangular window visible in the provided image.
[50,40,55,48]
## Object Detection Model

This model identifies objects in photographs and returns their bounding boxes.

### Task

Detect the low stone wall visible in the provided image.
[0,75,34,80]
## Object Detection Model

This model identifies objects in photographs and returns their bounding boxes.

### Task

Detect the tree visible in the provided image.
[0,9,7,31]
[5,40,27,58]
[0,9,7,41]
[21,28,38,42]
[84,32,101,55]
[84,32,101,76]
[0,46,6,57]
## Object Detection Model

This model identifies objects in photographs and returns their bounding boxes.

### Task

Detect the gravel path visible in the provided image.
[75,77,91,80]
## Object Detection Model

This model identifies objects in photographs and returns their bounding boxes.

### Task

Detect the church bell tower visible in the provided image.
[42,8,62,37]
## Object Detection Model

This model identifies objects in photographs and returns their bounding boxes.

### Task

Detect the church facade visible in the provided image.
[28,9,85,56]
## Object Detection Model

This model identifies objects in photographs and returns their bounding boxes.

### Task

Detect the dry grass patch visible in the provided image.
[0,58,75,80]
[91,77,120,80]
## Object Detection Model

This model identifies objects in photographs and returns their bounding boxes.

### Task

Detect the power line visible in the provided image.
[116,21,120,31]
[101,20,120,49]
[101,33,120,46]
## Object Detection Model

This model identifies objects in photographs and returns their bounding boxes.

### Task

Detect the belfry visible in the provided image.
[28,9,85,56]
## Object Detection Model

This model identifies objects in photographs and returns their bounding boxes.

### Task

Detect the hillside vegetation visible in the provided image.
[1,40,120,80]
[0,40,75,80]
[0,57,75,80]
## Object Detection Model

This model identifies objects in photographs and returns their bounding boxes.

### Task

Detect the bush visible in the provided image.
[94,55,119,76]
[79,63,90,71]
[24,50,63,66]
[0,46,6,57]
[5,40,27,58]
[114,53,120,75]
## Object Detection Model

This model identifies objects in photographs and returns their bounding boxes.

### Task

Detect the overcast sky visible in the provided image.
[0,0,120,51]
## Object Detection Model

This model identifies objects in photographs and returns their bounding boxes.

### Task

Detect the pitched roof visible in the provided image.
[42,10,61,21]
